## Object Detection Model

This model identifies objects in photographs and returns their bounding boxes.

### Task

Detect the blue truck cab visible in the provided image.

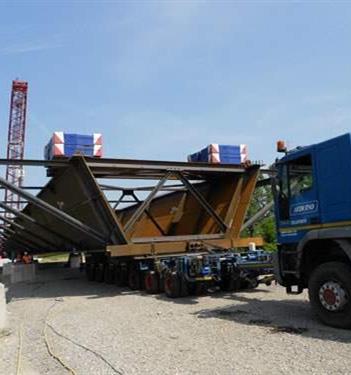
[274,133,351,328]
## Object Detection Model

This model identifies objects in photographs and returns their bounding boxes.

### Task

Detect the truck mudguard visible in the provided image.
[296,227,351,276]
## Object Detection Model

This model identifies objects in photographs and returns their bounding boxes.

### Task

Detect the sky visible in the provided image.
[0,0,351,188]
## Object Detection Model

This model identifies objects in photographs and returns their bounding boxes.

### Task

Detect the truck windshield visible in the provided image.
[289,154,313,197]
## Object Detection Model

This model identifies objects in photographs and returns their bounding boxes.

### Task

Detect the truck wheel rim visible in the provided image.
[319,281,348,311]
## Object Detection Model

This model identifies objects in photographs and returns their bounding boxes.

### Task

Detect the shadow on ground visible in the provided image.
[4,266,139,302]
[4,266,351,344]
[194,292,351,344]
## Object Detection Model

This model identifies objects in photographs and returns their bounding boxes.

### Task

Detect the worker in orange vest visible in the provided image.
[22,252,32,264]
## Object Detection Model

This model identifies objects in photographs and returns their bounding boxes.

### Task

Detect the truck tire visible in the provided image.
[86,263,95,281]
[144,271,160,294]
[308,261,351,329]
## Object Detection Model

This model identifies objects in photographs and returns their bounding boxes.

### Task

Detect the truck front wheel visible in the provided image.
[308,261,351,329]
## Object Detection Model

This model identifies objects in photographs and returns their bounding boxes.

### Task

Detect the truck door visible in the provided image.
[288,153,318,225]
[278,153,319,228]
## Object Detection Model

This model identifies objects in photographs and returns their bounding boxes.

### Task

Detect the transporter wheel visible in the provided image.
[308,261,351,329]
[179,274,189,297]
[164,272,180,298]
[158,272,166,292]
[240,277,259,290]
[104,263,115,284]
[144,271,160,294]
[128,264,141,290]
[115,264,128,287]
[187,282,197,295]
[95,263,105,282]
[195,282,208,295]
[220,267,241,292]
[220,277,240,292]
[86,263,95,281]
[164,272,188,298]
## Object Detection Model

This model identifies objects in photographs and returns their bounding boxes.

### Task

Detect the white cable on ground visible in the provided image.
[45,297,123,374]
[43,299,77,375]
[47,322,123,375]
[16,323,23,375]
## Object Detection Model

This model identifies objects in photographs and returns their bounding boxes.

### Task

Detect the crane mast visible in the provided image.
[4,80,28,219]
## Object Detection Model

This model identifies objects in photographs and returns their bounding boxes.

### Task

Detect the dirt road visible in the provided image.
[1,267,350,375]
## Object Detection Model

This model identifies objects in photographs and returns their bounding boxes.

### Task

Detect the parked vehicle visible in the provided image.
[273,133,351,328]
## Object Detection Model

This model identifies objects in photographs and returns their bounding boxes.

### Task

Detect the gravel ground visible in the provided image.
[1,267,350,375]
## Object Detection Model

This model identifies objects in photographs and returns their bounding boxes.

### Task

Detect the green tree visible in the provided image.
[242,182,277,251]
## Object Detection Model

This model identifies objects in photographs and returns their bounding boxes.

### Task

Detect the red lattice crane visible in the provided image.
[4,80,28,219]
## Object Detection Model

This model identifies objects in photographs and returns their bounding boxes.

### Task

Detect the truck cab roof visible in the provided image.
[277,133,351,164]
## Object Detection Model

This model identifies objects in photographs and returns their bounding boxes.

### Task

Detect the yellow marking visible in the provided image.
[195,276,213,281]
[279,220,351,234]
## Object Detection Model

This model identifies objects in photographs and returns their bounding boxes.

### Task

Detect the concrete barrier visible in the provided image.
[1,263,12,284]
[2,263,36,284]
[70,255,81,268]
[10,264,36,283]
[0,283,6,329]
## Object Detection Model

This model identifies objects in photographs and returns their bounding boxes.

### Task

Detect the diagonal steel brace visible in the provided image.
[124,172,171,233]
[175,171,228,233]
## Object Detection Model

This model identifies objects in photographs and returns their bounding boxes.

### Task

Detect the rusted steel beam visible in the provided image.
[0,224,15,235]
[0,216,57,249]
[0,228,39,251]
[0,202,81,247]
[124,172,171,233]
[176,172,228,233]
[128,191,165,236]
[229,167,260,237]
[0,175,106,244]
[68,157,128,244]
[224,177,244,231]
[107,236,264,257]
